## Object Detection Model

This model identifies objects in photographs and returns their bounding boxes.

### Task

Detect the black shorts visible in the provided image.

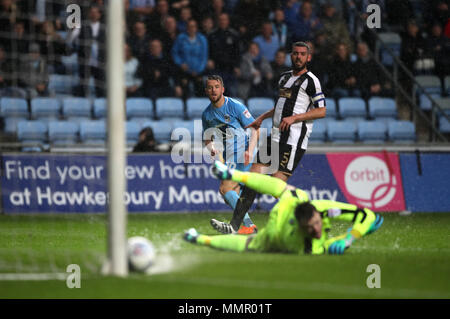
[256,137,306,176]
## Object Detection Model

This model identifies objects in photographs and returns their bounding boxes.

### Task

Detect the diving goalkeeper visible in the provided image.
[183,161,383,255]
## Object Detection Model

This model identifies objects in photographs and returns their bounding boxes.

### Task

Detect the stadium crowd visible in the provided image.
[0,0,449,102]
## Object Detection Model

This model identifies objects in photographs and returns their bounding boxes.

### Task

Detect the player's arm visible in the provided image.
[245,108,275,130]
[279,107,326,131]
[245,126,259,165]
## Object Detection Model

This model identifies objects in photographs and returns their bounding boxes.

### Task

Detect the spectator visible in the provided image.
[128,0,155,19]
[237,41,273,99]
[400,19,426,74]
[177,6,192,33]
[124,43,143,97]
[133,127,157,152]
[147,0,170,37]
[0,45,22,97]
[18,43,49,98]
[253,20,281,62]
[208,13,241,96]
[201,15,216,36]
[425,23,450,78]
[139,38,179,99]
[158,15,178,58]
[269,48,289,97]
[233,0,272,39]
[327,42,360,98]
[211,0,226,22]
[283,0,302,29]
[320,3,352,53]
[353,41,392,98]
[271,7,290,49]
[171,18,208,97]
[288,1,323,43]
[72,5,106,97]
[305,40,328,90]
[36,20,68,74]
[128,21,151,62]
[4,21,29,84]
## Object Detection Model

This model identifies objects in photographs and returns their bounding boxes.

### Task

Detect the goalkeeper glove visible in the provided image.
[212,160,234,180]
[366,214,384,235]
[328,232,355,255]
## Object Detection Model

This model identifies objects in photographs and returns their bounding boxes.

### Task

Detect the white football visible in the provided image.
[127,236,156,272]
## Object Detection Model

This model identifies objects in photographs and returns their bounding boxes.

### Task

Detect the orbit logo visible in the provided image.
[344,156,396,208]
[327,153,405,211]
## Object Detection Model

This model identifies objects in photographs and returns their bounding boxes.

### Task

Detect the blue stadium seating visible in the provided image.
[357,120,387,144]
[338,97,367,120]
[155,97,184,120]
[30,97,61,122]
[368,97,397,120]
[230,97,245,105]
[445,75,450,95]
[93,98,107,119]
[377,32,401,67]
[327,120,357,143]
[48,74,79,95]
[0,97,29,134]
[419,93,441,111]
[17,120,48,151]
[247,97,274,118]
[325,98,337,118]
[126,121,141,145]
[436,98,450,133]
[61,53,78,75]
[62,97,92,122]
[141,120,173,143]
[126,98,154,122]
[79,120,106,145]
[387,120,416,143]
[186,97,209,119]
[309,119,327,143]
[48,121,79,145]
[414,75,442,96]
[171,120,196,142]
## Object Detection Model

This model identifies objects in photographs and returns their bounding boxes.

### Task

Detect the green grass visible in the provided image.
[0,212,450,298]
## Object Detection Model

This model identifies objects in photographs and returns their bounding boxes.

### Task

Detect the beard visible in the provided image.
[292,60,307,73]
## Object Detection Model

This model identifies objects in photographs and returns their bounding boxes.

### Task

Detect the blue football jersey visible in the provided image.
[202,97,255,163]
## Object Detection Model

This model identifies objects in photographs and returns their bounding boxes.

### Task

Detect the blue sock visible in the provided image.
[224,190,254,227]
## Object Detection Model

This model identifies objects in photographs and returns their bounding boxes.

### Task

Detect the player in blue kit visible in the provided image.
[202,75,260,234]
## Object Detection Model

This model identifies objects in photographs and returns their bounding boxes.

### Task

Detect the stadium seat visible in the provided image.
[327,120,357,143]
[126,121,141,145]
[436,98,450,133]
[48,74,79,95]
[419,93,441,111]
[62,97,92,122]
[79,120,106,145]
[445,75,450,95]
[0,97,29,134]
[141,120,173,143]
[186,97,209,120]
[230,97,245,105]
[93,98,107,119]
[126,98,154,122]
[377,32,401,67]
[413,75,442,96]
[338,97,367,120]
[171,120,197,142]
[309,119,327,143]
[61,52,78,75]
[30,97,61,122]
[368,97,397,120]
[48,121,79,145]
[247,97,274,118]
[357,120,387,144]
[325,98,337,118]
[155,97,185,120]
[17,120,48,151]
[387,120,416,143]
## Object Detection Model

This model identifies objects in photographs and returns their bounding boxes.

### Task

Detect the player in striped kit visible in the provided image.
[210,42,327,234]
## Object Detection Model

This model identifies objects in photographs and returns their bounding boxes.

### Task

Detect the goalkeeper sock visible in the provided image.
[230,186,258,231]
[224,190,254,227]
[231,171,287,198]
[197,234,248,252]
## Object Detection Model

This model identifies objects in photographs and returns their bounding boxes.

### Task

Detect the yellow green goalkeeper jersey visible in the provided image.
[248,190,376,255]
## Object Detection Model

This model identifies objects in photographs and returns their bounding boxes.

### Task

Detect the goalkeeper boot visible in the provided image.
[237,224,258,235]
[210,219,237,234]
[183,228,200,243]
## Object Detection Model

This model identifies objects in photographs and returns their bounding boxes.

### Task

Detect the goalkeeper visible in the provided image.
[183,161,383,255]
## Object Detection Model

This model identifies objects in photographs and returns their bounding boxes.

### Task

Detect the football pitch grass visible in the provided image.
[1,212,449,299]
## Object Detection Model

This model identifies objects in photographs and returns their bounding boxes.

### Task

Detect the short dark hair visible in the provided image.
[294,202,316,224]
[292,41,311,54]
[205,74,224,86]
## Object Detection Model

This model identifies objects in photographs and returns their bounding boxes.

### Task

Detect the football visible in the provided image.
[127,236,156,272]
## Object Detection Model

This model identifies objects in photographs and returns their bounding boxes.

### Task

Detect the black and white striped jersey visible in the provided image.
[272,70,326,149]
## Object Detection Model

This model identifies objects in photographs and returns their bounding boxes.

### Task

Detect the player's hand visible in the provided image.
[366,214,384,235]
[328,233,355,255]
[279,116,296,131]
[212,161,233,180]
[245,117,263,130]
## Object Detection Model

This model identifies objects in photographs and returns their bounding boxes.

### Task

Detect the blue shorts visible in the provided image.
[224,148,257,172]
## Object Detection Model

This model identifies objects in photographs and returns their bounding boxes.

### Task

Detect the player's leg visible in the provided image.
[183,228,255,252]
[219,179,255,229]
